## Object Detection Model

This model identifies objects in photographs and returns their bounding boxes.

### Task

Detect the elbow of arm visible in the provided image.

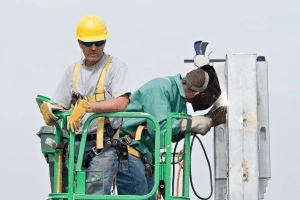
[117,96,129,112]
[115,103,127,112]
[120,101,129,112]
[120,105,127,112]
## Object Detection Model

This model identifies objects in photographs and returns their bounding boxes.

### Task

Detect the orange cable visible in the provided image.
[176,149,184,196]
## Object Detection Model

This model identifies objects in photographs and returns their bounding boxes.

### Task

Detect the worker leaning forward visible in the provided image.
[116,66,222,199]
[39,15,131,194]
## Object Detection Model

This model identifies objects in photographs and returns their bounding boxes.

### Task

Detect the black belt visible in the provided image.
[82,138,122,168]
[75,134,96,142]
[75,124,118,142]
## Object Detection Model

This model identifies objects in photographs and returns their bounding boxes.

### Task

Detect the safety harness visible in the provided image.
[122,125,153,178]
[72,56,113,149]
[71,56,123,167]
[72,57,153,176]
[120,78,174,177]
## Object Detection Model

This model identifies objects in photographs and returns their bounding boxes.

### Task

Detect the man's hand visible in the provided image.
[39,102,63,126]
[204,105,227,127]
[181,115,213,136]
[67,100,90,132]
[191,116,212,135]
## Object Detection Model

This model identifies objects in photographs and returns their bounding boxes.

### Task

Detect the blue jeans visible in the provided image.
[75,140,118,194]
[116,154,155,200]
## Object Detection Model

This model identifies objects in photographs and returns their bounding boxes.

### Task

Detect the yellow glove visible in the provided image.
[39,102,62,126]
[67,100,90,132]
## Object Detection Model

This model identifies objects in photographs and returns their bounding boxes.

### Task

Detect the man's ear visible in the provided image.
[192,91,200,98]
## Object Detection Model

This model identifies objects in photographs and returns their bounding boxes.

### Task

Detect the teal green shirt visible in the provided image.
[120,74,187,164]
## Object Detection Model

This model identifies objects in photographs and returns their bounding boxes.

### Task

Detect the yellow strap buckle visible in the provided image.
[123,135,132,144]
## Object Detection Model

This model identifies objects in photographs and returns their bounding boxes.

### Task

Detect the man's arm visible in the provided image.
[89,93,130,113]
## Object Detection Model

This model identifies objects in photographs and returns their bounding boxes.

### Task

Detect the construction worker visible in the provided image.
[116,65,221,199]
[39,15,131,194]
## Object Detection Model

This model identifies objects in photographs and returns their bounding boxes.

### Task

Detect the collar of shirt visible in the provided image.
[173,74,186,99]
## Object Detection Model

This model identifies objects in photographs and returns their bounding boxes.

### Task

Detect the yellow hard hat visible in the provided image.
[76,15,109,42]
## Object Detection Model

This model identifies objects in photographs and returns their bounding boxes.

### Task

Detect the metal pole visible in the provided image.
[213,54,270,200]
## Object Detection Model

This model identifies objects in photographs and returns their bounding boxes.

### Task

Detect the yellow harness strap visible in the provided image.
[127,146,141,158]
[135,125,145,141]
[96,56,112,149]
[72,61,82,93]
[125,125,146,143]
[72,56,113,149]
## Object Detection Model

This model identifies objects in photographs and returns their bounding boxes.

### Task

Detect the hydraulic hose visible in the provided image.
[190,134,213,200]
[172,139,180,196]
[171,134,213,199]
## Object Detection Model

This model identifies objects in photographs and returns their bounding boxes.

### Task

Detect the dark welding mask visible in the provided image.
[182,65,221,111]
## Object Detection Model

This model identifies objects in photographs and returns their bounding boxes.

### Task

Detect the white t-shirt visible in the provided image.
[52,53,131,134]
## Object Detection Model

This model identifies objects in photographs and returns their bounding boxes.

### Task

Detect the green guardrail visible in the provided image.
[38,96,192,200]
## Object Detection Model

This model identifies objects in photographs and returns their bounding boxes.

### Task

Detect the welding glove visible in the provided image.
[204,105,227,127]
[39,102,62,126]
[181,115,212,136]
[67,100,90,132]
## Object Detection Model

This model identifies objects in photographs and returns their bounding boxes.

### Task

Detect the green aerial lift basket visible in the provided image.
[36,95,192,200]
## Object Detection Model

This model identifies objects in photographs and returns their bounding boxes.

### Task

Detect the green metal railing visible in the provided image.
[164,113,192,200]
[44,110,192,200]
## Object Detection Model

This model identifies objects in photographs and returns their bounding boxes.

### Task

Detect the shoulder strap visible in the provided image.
[96,55,113,149]
[97,56,113,95]
[72,61,82,93]
[72,56,112,97]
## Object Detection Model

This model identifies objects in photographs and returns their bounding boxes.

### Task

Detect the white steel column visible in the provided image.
[257,60,271,200]
[213,61,229,200]
[227,54,259,199]
[213,54,270,200]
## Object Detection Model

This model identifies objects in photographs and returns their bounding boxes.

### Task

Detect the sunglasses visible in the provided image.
[81,40,106,47]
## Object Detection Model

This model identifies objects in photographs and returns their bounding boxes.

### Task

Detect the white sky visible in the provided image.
[0,0,299,199]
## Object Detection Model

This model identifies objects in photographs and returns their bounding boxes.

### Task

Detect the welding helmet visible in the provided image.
[182,65,221,111]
